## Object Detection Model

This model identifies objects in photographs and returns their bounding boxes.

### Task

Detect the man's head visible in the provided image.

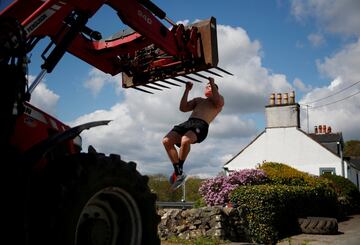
[204,82,218,97]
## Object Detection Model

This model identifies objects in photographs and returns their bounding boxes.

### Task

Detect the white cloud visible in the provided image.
[317,39,360,82]
[308,33,325,47]
[29,76,60,115]
[293,78,312,92]
[211,115,257,139]
[216,25,293,115]
[291,0,360,140]
[84,69,122,96]
[300,98,360,140]
[291,0,360,37]
[300,41,360,140]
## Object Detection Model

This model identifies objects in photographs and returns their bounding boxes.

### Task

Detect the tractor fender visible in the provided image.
[22,120,111,167]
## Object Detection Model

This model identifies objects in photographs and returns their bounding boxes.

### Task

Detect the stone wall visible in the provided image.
[157,206,250,242]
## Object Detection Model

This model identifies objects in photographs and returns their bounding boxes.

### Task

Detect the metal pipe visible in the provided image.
[172,77,187,84]
[160,79,181,87]
[204,69,223,77]
[192,72,208,80]
[143,84,162,90]
[133,87,153,94]
[182,75,202,83]
[215,66,233,76]
[153,82,170,89]
[28,69,47,94]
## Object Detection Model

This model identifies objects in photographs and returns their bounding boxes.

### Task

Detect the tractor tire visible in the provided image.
[27,152,161,245]
[298,217,338,235]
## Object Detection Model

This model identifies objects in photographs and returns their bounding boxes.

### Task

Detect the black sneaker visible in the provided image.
[171,174,187,190]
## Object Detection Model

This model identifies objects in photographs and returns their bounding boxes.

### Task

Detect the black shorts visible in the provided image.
[171,118,209,143]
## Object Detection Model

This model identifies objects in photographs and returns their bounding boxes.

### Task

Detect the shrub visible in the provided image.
[258,162,330,187]
[193,197,206,208]
[322,173,360,215]
[199,169,267,206]
[230,184,338,244]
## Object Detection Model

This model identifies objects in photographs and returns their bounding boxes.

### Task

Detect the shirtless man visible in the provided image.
[162,77,224,190]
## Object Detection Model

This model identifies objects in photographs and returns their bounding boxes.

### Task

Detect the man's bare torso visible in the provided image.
[190,97,223,124]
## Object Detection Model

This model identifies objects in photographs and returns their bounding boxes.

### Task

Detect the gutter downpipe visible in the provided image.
[338,142,345,177]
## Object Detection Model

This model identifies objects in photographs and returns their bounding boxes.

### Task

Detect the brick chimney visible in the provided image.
[327,126,332,133]
[265,91,300,128]
[315,124,332,134]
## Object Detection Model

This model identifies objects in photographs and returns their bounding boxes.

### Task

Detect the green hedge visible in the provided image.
[322,173,360,215]
[230,184,338,244]
[259,162,360,217]
[258,162,330,187]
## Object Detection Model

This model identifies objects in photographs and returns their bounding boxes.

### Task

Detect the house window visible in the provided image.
[319,167,336,175]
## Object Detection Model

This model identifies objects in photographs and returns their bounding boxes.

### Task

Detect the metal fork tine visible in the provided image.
[143,84,162,91]
[204,69,223,77]
[183,75,202,83]
[133,87,154,94]
[215,66,233,76]
[172,77,188,84]
[192,72,209,80]
[153,82,170,89]
[160,80,181,87]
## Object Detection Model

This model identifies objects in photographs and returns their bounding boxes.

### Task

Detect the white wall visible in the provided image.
[225,127,343,176]
[266,104,299,128]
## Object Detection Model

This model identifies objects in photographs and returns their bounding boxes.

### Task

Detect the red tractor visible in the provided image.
[0,0,228,244]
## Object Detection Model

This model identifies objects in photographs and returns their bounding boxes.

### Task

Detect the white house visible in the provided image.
[224,92,360,190]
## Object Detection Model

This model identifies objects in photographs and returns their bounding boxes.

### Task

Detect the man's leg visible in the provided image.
[178,130,198,172]
[169,131,197,190]
[162,131,181,165]
[163,131,184,185]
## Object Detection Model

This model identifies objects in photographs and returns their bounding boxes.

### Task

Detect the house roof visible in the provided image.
[349,158,360,170]
[307,133,343,144]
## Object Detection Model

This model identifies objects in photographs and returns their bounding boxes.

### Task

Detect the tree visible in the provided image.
[344,140,360,157]
[148,175,203,202]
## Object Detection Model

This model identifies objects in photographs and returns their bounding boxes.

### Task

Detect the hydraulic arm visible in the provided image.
[1,0,231,94]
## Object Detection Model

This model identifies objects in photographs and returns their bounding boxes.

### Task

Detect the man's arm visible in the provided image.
[208,77,224,108]
[179,82,197,112]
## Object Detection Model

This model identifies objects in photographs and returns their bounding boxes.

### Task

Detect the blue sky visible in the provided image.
[3,0,360,177]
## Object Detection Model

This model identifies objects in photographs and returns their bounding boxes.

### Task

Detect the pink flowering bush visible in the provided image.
[199,169,268,206]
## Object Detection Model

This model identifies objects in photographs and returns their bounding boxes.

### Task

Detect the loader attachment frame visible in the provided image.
[121,17,219,88]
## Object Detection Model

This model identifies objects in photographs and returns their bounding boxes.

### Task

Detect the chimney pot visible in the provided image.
[289,91,295,104]
[319,125,322,134]
[323,125,326,134]
[283,93,289,104]
[276,93,282,105]
[328,126,332,133]
[269,93,275,106]
[315,126,318,134]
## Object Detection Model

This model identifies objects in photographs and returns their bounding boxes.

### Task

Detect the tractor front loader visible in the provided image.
[0,0,230,244]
